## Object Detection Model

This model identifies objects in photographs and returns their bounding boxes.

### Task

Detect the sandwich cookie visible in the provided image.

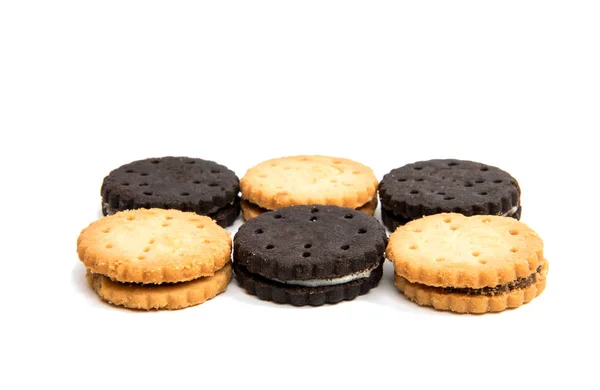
[101,157,240,227]
[233,205,387,306]
[378,159,521,231]
[387,213,548,314]
[240,155,378,220]
[77,209,232,310]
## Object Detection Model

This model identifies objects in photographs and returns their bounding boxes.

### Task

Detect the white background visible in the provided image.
[1,1,599,389]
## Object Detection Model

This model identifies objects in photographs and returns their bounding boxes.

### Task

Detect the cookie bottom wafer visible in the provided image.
[380,208,412,232]
[394,260,548,314]
[86,263,232,310]
[234,260,384,306]
[240,197,377,221]
[208,197,241,227]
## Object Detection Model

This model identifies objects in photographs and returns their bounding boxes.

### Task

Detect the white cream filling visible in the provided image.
[501,205,519,217]
[270,263,379,287]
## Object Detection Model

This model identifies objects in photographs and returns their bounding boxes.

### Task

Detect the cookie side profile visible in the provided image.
[233,205,387,306]
[240,196,378,221]
[101,156,240,227]
[386,213,547,314]
[395,260,547,313]
[234,260,383,306]
[207,197,241,227]
[240,156,378,217]
[87,263,232,310]
[378,159,520,230]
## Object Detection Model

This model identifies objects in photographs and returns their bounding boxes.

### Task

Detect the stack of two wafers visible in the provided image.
[77,209,233,310]
[239,155,379,220]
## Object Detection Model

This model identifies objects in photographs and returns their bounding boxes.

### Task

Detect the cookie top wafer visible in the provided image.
[386,213,544,289]
[77,209,232,284]
[379,159,520,218]
[240,155,378,210]
[101,156,239,216]
[234,205,387,281]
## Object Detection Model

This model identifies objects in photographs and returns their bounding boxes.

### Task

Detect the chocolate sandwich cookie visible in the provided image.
[240,155,378,220]
[101,157,240,227]
[233,205,388,306]
[387,213,548,314]
[379,159,521,231]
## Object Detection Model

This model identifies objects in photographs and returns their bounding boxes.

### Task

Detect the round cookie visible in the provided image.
[101,156,240,227]
[240,155,378,216]
[77,209,232,284]
[386,213,548,314]
[378,159,521,231]
[233,205,388,306]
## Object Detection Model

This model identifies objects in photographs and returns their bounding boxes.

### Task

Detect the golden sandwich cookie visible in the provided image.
[386,213,548,314]
[240,155,378,220]
[77,208,232,310]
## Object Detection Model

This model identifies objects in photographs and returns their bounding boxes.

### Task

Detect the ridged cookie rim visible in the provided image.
[386,213,544,288]
[240,155,378,211]
[77,209,232,284]
[86,263,232,310]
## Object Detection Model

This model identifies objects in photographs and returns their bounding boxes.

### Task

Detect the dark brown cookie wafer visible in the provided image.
[234,206,387,281]
[233,205,387,306]
[233,259,384,306]
[101,156,240,227]
[380,207,412,232]
[378,159,520,230]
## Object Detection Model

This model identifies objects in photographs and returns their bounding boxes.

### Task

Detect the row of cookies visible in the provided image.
[100,155,521,230]
[78,206,546,313]
[79,155,546,313]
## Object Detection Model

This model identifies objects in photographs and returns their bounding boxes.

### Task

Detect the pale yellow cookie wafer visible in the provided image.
[395,260,548,314]
[240,197,378,221]
[87,263,232,310]
[240,155,378,210]
[387,213,544,288]
[77,209,232,284]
